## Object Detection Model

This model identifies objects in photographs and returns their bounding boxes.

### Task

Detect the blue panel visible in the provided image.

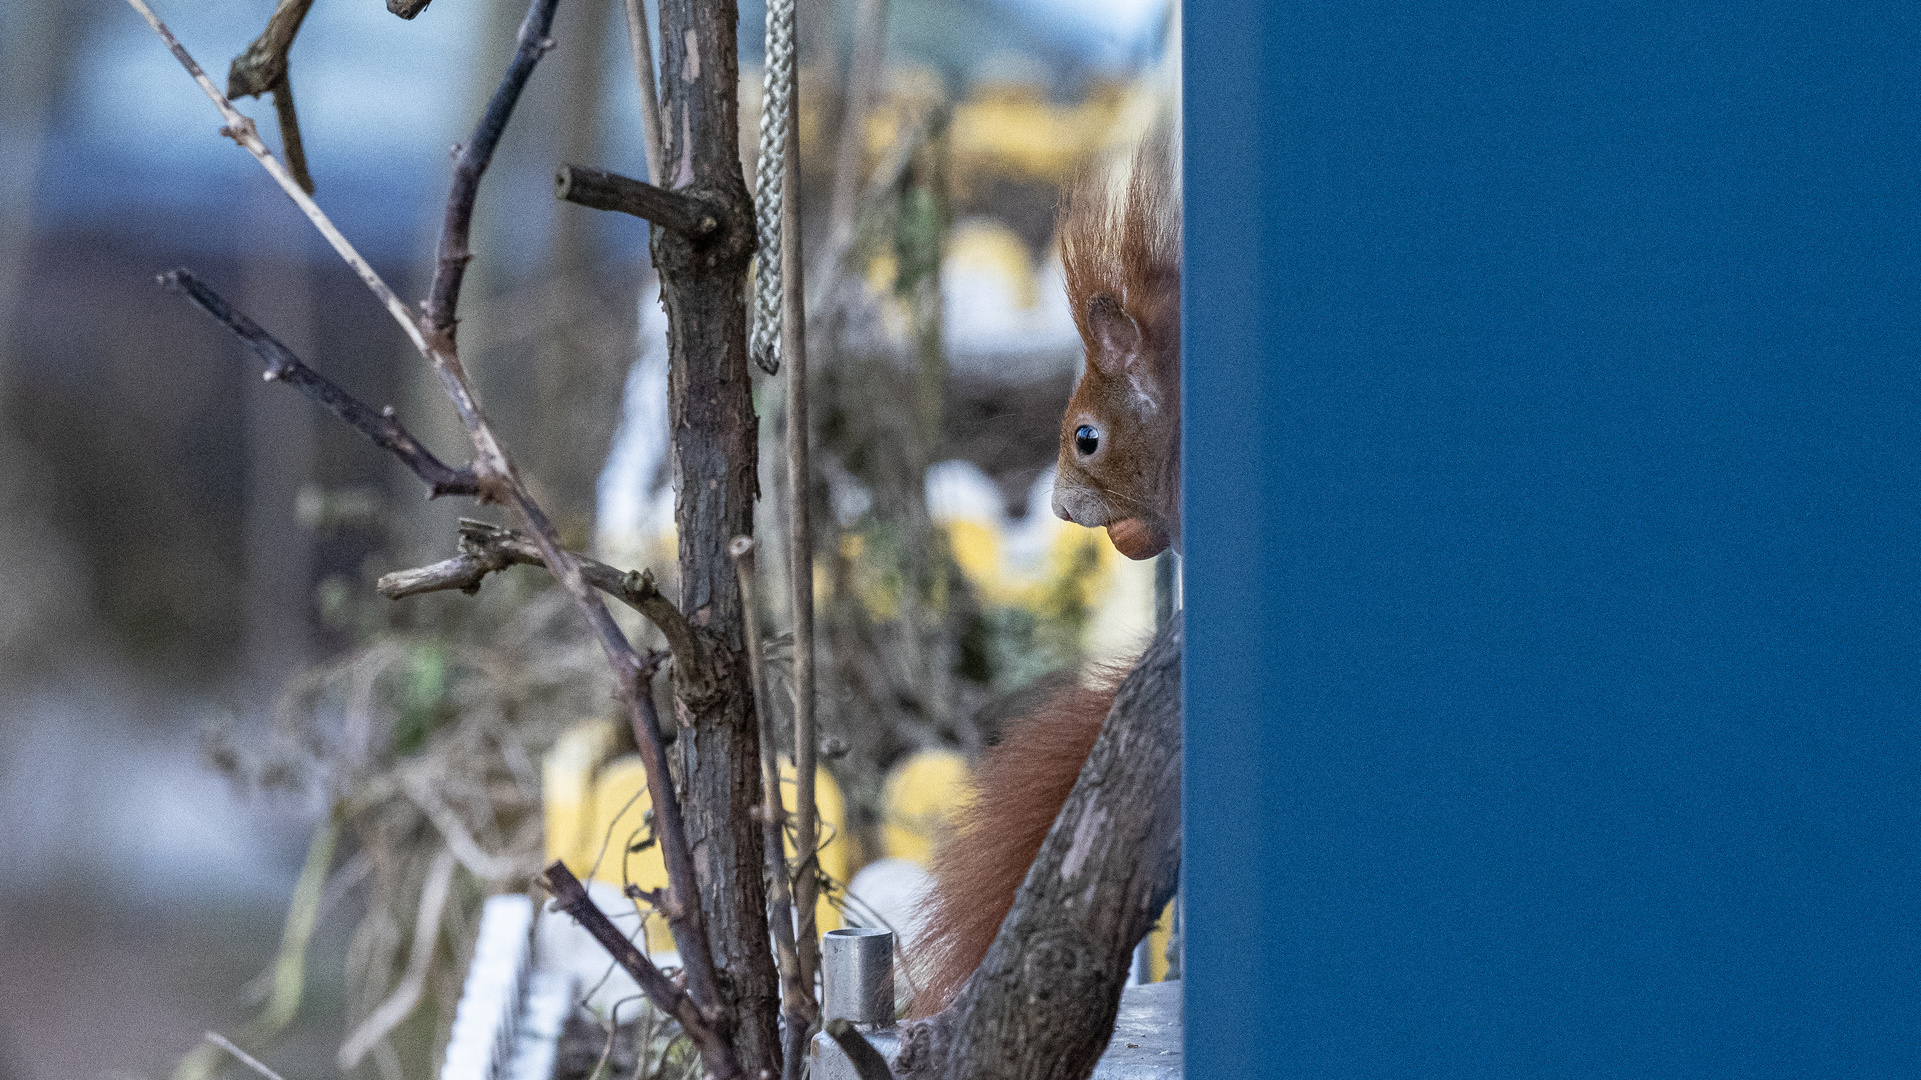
[1182,2,1921,1075]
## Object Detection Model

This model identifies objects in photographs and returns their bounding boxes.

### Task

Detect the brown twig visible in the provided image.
[225,0,317,194]
[375,521,717,702]
[825,1019,897,1080]
[556,164,718,237]
[130,0,729,1028]
[731,537,816,1080]
[161,269,479,497]
[123,0,425,355]
[540,862,743,1080]
[422,0,562,348]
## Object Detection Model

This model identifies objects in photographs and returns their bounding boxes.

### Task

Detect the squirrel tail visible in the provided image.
[907,672,1123,1017]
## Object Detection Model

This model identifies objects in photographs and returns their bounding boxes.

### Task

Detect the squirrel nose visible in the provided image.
[1051,491,1075,524]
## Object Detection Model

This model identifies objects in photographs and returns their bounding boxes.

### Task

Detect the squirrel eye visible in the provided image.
[1075,425,1100,456]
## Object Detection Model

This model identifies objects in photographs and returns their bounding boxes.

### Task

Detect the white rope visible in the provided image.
[750,0,798,374]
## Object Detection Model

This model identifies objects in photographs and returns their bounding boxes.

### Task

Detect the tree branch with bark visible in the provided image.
[897,616,1184,1080]
[127,0,765,1074]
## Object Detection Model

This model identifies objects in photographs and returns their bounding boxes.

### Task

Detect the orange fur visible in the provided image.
[1052,131,1183,559]
[909,675,1122,1016]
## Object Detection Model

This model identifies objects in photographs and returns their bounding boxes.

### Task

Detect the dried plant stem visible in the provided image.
[782,77,823,1005]
[337,848,457,1070]
[619,0,665,183]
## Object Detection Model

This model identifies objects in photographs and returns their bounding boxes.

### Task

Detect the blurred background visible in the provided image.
[0,0,1174,1076]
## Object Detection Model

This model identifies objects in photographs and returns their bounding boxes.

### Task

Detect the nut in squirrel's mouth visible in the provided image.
[1105,517,1169,560]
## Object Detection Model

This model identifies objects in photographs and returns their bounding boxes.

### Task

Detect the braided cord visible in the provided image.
[750,0,797,375]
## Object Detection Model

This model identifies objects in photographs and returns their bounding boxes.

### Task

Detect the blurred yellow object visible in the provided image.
[880,749,973,865]
[947,220,1041,309]
[541,718,619,870]
[779,760,851,935]
[587,756,675,953]
[1142,899,1175,982]
[543,718,855,951]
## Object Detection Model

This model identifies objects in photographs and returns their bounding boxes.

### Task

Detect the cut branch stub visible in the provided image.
[387,0,434,17]
[556,164,720,239]
[161,269,478,498]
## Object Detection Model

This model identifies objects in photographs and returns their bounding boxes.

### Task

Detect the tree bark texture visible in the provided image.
[897,614,1183,1080]
[652,0,781,1072]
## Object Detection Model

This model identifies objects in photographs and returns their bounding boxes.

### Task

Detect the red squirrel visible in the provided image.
[911,133,1180,1016]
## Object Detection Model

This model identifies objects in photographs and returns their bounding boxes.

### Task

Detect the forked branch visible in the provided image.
[128,0,728,1031]
[226,0,317,194]
[377,521,712,698]
[540,862,742,1078]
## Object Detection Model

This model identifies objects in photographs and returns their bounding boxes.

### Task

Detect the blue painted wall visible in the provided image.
[1183,3,1921,1074]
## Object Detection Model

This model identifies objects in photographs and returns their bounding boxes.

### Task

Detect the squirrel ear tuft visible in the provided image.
[1086,294,1143,372]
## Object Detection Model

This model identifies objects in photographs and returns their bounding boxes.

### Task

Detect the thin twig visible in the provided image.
[203,1032,290,1080]
[556,165,717,237]
[124,0,434,362]
[730,537,816,1080]
[782,77,822,1007]
[619,0,665,183]
[540,862,743,1079]
[422,0,562,347]
[825,1019,896,1080]
[161,269,479,497]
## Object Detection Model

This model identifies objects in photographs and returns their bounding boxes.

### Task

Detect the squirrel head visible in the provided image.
[1050,132,1181,560]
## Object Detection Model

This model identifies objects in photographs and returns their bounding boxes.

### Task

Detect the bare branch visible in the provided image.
[160,269,479,497]
[225,0,317,193]
[269,75,315,196]
[423,0,563,347]
[555,164,718,238]
[388,0,434,18]
[123,0,436,364]
[825,1020,897,1080]
[129,0,728,1022]
[539,862,743,1079]
[376,521,713,691]
[897,618,1183,1080]
[732,537,816,1080]
[782,79,823,1005]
